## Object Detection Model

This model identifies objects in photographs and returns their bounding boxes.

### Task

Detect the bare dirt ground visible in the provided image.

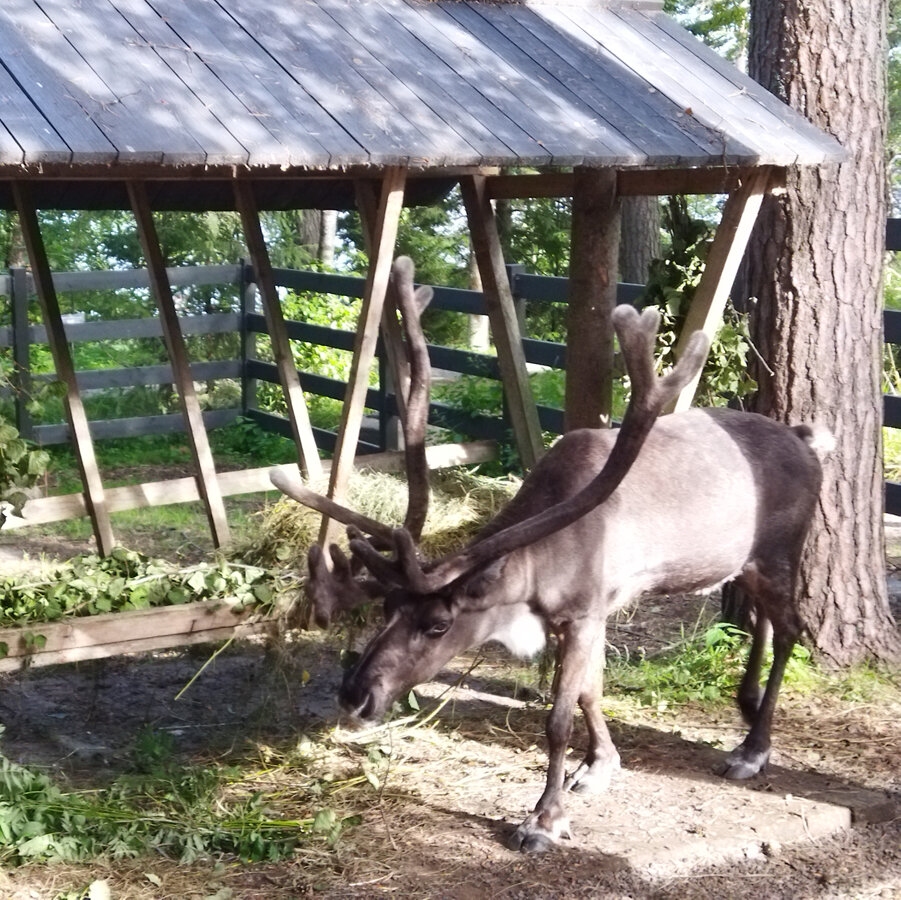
[0,528,897,899]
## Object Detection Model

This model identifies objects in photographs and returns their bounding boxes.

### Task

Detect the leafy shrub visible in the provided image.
[0,725,306,864]
[641,196,757,406]
[0,548,283,630]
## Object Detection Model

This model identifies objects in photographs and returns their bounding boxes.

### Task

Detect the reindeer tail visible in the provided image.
[792,423,836,459]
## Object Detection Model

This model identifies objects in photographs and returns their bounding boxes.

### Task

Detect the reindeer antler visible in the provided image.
[350,306,710,594]
[268,256,435,623]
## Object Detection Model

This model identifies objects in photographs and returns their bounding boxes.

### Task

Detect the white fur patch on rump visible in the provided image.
[485,605,547,658]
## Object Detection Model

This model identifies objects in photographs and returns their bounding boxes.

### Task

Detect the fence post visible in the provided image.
[239,258,258,417]
[506,263,527,335]
[10,267,33,442]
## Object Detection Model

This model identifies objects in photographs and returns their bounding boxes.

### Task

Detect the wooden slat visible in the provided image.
[355,179,410,448]
[1,442,498,529]
[445,2,647,163]
[461,174,544,468]
[0,599,285,673]
[485,168,785,200]
[387,0,553,163]
[34,408,239,447]
[148,0,340,167]
[128,181,231,547]
[644,9,844,163]
[379,0,551,162]
[109,0,282,167]
[319,168,407,543]
[0,60,70,164]
[34,0,212,166]
[320,0,512,165]
[575,6,782,164]
[12,181,115,556]
[505,4,729,165]
[413,1,596,166]
[221,0,414,165]
[667,168,772,413]
[0,2,117,164]
[294,1,480,167]
[10,268,32,440]
[235,181,323,481]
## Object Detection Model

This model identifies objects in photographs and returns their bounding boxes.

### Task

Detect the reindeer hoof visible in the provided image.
[507,827,554,854]
[564,754,621,795]
[716,745,770,780]
[507,815,570,853]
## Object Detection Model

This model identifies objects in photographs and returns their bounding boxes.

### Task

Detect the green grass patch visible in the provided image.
[606,622,819,710]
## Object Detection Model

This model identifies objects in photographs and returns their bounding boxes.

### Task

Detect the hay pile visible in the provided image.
[240,468,520,571]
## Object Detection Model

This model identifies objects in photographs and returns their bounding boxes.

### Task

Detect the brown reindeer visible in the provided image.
[271,257,830,853]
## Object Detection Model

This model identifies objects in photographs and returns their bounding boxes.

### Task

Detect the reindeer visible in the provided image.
[271,257,830,853]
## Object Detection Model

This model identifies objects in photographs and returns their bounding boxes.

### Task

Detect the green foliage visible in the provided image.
[641,196,756,406]
[664,0,749,62]
[0,548,281,628]
[0,725,308,865]
[0,419,49,525]
[608,620,818,709]
[0,363,51,524]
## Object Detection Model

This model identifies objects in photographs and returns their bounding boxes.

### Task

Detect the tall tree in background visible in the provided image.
[744,0,899,664]
[618,196,660,284]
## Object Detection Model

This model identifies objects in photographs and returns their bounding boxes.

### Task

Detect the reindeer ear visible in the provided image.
[457,557,508,608]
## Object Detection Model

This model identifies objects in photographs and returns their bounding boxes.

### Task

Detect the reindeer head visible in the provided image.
[271,258,709,724]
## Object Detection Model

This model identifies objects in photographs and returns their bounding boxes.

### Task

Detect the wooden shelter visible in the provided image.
[0,0,843,556]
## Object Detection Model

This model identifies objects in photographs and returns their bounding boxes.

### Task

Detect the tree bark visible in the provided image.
[618,195,660,285]
[744,0,899,664]
[565,167,620,431]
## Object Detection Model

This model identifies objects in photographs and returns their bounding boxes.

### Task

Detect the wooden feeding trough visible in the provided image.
[0,0,842,659]
[0,598,286,674]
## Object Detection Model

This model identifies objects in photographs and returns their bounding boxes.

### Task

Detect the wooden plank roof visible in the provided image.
[0,0,843,209]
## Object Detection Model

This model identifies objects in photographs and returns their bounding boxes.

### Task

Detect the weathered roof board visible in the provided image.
[0,0,843,210]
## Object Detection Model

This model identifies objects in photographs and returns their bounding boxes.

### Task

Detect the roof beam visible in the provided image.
[485,167,786,200]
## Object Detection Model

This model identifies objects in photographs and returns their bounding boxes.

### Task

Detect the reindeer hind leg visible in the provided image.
[717,566,801,780]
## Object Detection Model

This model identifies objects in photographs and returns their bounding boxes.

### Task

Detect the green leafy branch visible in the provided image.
[0,548,286,629]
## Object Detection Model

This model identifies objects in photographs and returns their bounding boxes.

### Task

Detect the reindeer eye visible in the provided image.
[424,620,450,638]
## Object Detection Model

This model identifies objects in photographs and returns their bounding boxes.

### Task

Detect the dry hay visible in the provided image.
[240,467,520,571]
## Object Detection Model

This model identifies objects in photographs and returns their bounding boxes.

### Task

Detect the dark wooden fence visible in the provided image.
[3,244,900,511]
[0,262,643,454]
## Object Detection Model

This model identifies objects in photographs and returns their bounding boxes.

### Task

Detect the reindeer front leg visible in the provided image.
[564,621,621,794]
[508,619,602,853]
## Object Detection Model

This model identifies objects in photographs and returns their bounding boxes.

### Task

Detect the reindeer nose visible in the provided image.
[339,670,376,721]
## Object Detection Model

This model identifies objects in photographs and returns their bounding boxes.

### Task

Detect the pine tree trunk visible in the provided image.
[744,0,899,664]
[618,195,660,285]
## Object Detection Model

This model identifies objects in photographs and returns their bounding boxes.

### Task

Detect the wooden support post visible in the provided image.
[319,167,407,544]
[234,182,323,482]
[11,183,115,556]
[239,257,259,417]
[127,181,231,548]
[667,168,772,414]
[355,179,409,451]
[461,174,543,469]
[565,168,621,431]
[10,267,33,441]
